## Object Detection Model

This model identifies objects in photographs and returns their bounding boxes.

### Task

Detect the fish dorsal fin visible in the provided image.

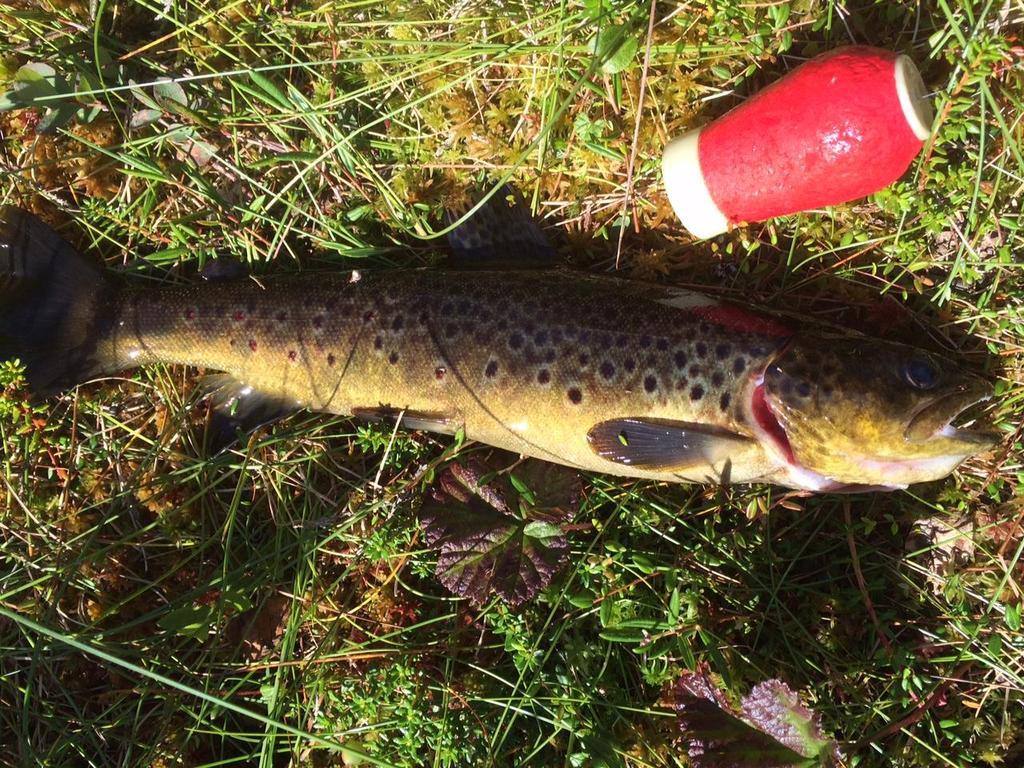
[587,417,753,471]
[352,405,457,435]
[201,374,299,450]
[445,184,558,268]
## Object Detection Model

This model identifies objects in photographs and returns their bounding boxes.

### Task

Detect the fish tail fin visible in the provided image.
[445,183,559,268]
[0,207,121,396]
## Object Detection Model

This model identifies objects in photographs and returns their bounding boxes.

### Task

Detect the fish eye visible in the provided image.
[904,358,939,390]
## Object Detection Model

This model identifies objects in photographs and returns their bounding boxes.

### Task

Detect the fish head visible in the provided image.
[752,336,998,489]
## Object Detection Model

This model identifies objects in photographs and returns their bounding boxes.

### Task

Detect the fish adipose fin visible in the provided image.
[445,184,559,268]
[201,374,299,451]
[587,417,753,471]
[0,208,120,396]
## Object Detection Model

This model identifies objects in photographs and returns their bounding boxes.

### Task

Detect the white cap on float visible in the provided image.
[660,128,730,240]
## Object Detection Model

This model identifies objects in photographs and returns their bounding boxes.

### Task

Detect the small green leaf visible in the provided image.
[35,103,78,134]
[0,90,18,111]
[12,62,63,106]
[159,604,216,640]
[154,78,188,108]
[602,34,638,74]
[591,25,640,74]
[130,108,163,129]
[710,64,731,81]
[523,520,563,540]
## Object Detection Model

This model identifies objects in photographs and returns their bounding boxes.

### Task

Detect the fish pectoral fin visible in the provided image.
[352,406,458,435]
[586,417,753,471]
[201,374,299,450]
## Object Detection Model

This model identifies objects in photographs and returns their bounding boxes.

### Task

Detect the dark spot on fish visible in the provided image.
[325,297,338,311]
[184,308,196,320]
[695,342,708,358]
[441,301,454,314]
[719,392,731,411]
[388,351,399,365]
[288,350,297,362]
[435,366,447,380]
[711,371,724,388]
[510,332,524,350]
[551,329,563,344]
[537,369,551,385]
[579,330,591,343]
[248,339,257,352]
[327,353,336,366]
[616,335,628,348]
[656,338,669,351]
[313,315,324,330]
[684,327,697,341]
[567,387,583,404]
[690,385,704,401]
[599,361,615,380]
[233,309,246,322]
[214,305,225,318]
[624,358,636,373]
[496,319,508,331]
[578,353,589,367]
[534,330,549,346]
[544,348,557,363]
[391,315,404,331]
[373,336,383,351]
[715,343,731,360]
[796,381,812,398]
[689,365,701,378]
[639,335,652,349]
[419,311,430,326]
[644,375,657,394]
[598,333,612,348]
[457,300,470,315]
[485,360,499,378]
[674,351,688,370]
[363,310,376,323]
[444,323,458,338]
[276,310,287,323]
[822,384,833,398]
[733,357,746,375]
[229,338,236,347]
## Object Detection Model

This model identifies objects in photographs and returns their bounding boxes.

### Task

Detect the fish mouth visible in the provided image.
[905,382,999,445]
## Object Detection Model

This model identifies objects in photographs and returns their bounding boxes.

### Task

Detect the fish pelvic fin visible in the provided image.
[445,184,559,268]
[0,208,122,396]
[200,374,300,451]
[587,417,753,472]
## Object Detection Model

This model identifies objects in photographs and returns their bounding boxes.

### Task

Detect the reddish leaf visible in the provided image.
[421,454,581,607]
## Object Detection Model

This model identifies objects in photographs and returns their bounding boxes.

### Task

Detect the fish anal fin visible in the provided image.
[352,406,457,435]
[587,417,753,471]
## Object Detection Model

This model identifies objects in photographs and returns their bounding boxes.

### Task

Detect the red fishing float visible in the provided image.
[662,46,933,239]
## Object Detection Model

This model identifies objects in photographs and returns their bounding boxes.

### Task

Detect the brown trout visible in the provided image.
[0,206,996,491]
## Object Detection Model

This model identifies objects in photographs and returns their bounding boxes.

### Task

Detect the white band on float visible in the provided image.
[894,55,933,141]
[661,128,730,240]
